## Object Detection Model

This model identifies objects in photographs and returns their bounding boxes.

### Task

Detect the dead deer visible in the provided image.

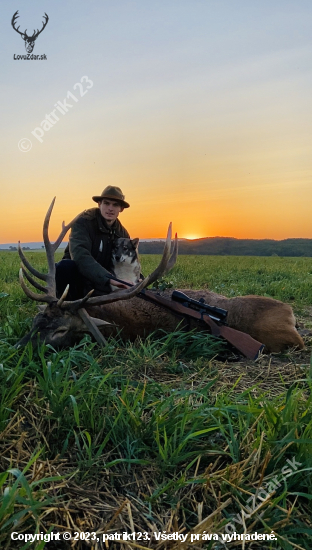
[16,199,304,353]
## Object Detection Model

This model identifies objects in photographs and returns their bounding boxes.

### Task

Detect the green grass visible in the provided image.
[2,250,312,303]
[142,254,312,306]
[1,251,312,548]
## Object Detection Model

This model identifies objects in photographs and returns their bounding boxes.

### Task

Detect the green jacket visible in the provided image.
[62,208,130,293]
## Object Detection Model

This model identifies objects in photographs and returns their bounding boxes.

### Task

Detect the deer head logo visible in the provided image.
[11,11,49,53]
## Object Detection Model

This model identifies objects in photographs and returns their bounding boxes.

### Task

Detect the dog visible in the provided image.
[110,237,141,291]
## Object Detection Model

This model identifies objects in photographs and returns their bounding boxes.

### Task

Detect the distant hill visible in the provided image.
[1,237,312,256]
[0,239,171,250]
[138,237,312,257]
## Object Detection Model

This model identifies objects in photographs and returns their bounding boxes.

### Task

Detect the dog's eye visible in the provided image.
[123,246,128,251]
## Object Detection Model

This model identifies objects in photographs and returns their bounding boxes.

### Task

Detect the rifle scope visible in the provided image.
[171,290,228,322]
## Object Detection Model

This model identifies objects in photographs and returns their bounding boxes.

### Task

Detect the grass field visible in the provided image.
[0,252,312,549]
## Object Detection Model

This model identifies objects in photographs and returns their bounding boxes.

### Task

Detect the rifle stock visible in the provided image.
[143,291,264,360]
[201,314,264,360]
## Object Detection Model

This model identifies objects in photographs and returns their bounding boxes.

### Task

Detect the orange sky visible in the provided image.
[1,1,312,243]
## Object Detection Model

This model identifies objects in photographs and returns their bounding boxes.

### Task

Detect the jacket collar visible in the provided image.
[96,209,120,234]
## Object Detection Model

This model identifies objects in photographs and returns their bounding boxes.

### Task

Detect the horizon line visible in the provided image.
[1,235,312,248]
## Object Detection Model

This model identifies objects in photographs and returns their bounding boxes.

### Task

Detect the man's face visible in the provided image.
[99,199,124,225]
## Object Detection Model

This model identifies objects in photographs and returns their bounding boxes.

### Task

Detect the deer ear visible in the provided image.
[37,305,47,312]
[131,238,139,248]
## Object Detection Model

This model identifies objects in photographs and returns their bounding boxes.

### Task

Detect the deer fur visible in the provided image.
[85,289,303,353]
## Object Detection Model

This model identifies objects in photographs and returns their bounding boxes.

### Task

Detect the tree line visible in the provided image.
[138,237,312,256]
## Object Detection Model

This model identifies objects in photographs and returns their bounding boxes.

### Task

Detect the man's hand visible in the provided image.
[110,279,131,289]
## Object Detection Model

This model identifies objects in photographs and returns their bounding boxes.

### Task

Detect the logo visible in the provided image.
[11,10,49,53]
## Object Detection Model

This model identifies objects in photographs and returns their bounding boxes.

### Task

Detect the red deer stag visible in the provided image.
[17,199,304,353]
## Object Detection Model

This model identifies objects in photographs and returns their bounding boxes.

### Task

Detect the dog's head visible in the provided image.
[112,238,139,265]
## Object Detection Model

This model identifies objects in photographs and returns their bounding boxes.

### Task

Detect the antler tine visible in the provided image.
[140,222,172,287]
[163,231,178,276]
[43,198,82,296]
[57,284,70,306]
[18,242,48,281]
[61,223,173,309]
[33,13,49,38]
[43,197,58,294]
[21,266,48,293]
[11,11,24,36]
[75,289,94,309]
[58,288,95,309]
[52,212,83,253]
[19,269,55,304]
[11,10,18,22]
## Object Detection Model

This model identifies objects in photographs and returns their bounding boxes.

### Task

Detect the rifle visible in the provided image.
[172,290,228,322]
[108,276,264,360]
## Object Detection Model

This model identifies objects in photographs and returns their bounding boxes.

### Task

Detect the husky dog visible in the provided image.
[110,237,141,291]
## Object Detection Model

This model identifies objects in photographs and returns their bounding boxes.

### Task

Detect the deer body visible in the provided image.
[86,290,303,353]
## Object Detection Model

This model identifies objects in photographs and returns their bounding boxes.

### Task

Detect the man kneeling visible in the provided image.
[56,186,131,299]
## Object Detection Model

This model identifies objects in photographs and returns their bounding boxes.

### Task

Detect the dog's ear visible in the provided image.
[131,238,139,248]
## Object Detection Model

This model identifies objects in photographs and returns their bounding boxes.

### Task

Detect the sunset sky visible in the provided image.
[1,1,312,243]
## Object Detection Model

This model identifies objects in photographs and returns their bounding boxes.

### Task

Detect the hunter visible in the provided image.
[56,186,131,299]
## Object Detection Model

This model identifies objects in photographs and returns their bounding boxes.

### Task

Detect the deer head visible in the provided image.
[17,198,177,348]
[11,11,49,53]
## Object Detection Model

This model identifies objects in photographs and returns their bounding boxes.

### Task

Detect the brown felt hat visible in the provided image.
[92,186,130,208]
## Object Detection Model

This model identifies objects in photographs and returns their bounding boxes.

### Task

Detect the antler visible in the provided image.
[11,11,25,36]
[60,223,174,310]
[32,13,49,39]
[161,232,178,278]
[18,198,82,303]
[11,11,49,39]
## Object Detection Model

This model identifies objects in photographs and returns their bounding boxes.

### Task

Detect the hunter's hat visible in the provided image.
[92,186,130,208]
